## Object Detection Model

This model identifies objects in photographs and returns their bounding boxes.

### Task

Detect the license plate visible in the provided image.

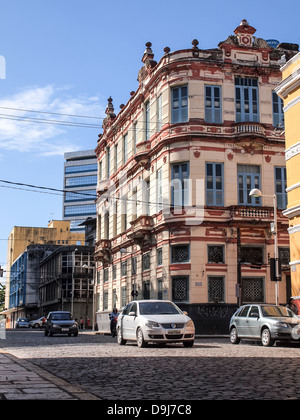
[167,330,180,335]
[61,328,69,332]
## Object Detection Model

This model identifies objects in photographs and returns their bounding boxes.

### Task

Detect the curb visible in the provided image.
[0,350,100,400]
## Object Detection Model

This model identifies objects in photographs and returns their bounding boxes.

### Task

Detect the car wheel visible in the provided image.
[230,327,240,345]
[117,327,126,346]
[183,340,194,348]
[261,328,275,347]
[137,327,148,348]
[73,332,78,337]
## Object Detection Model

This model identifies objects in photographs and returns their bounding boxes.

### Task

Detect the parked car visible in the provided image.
[44,311,78,337]
[229,304,300,347]
[116,300,195,348]
[15,317,29,328]
[29,317,45,329]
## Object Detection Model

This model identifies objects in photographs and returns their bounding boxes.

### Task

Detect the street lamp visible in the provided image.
[249,188,279,305]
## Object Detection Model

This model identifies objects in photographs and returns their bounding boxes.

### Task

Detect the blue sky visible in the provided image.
[0,0,299,279]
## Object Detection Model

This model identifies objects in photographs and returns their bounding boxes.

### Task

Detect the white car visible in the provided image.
[116,300,195,348]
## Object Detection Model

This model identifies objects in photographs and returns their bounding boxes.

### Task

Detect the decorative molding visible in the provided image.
[285,141,300,161]
[283,94,300,113]
[286,182,300,193]
[288,224,300,234]
[283,204,300,218]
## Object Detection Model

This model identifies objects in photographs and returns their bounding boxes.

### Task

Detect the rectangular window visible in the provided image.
[123,133,128,164]
[171,245,190,264]
[241,277,264,304]
[237,164,261,206]
[208,245,224,264]
[121,286,127,308]
[235,77,259,123]
[103,291,108,310]
[104,269,109,283]
[157,94,162,131]
[121,260,127,277]
[172,276,189,302]
[131,256,137,275]
[157,248,162,266]
[145,101,150,141]
[171,162,189,207]
[208,276,225,303]
[275,167,287,209]
[157,278,163,300]
[240,246,264,265]
[171,85,188,123]
[206,162,223,206]
[143,281,150,299]
[112,265,117,281]
[142,253,150,271]
[205,85,222,123]
[106,146,110,178]
[114,143,118,171]
[133,122,137,155]
[272,92,284,128]
[157,169,163,212]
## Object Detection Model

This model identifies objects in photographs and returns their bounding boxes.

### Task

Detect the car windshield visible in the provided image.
[139,302,181,315]
[261,305,294,318]
[51,313,72,320]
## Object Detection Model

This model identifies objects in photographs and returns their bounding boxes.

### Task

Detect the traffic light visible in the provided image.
[270,258,281,281]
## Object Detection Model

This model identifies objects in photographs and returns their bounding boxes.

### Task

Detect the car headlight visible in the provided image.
[52,324,60,328]
[186,320,194,328]
[275,322,289,328]
[146,321,161,328]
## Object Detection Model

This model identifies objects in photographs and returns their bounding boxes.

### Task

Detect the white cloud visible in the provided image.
[0,85,105,156]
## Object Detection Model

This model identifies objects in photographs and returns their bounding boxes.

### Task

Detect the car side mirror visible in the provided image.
[129,311,136,317]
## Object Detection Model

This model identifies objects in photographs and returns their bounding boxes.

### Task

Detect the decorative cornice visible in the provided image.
[283,204,300,218]
[276,66,300,99]
[286,182,300,193]
[283,94,300,113]
[285,141,300,161]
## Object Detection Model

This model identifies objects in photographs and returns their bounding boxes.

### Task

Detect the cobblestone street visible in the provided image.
[0,330,300,400]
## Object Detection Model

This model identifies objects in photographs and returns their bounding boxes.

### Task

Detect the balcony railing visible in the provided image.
[234,122,265,136]
[230,206,272,219]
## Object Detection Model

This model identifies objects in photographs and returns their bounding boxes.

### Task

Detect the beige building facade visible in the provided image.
[94,21,298,333]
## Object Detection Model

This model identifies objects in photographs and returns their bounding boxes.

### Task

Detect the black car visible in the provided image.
[44,311,78,337]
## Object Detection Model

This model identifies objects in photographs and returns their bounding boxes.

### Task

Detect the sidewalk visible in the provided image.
[0,350,100,400]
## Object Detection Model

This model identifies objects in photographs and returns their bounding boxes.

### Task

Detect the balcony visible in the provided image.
[134,141,151,169]
[94,239,111,266]
[127,215,153,250]
[97,178,111,196]
[230,206,272,221]
[234,122,265,137]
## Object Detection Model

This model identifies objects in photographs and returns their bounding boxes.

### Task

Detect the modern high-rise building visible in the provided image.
[63,150,97,232]
[276,52,300,297]
[94,20,298,333]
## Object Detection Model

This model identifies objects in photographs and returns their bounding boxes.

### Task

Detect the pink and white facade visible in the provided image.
[94,21,298,333]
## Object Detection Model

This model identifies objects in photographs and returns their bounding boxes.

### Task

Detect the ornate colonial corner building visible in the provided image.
[276,52,300,297]
[94,20,298,334]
